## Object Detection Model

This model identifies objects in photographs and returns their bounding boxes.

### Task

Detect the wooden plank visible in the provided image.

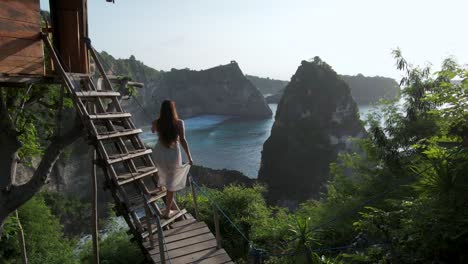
[97,128,142,141]
[50,0,89,73]
[0,55,43,75]
[141,209,188,239]
[0,0,40,25]
[195,253,232,264]
[165,220,205,236]
[107,149,152,164]
[118,167,158,186]
[170,218,198,228]
[147,190,167,203]
[164,226,212,244]
[143,222,207,248]
[0,75,57,86]
[0,36,42,59]
[166,234,215,251]
[154,248,227,264]
[0,18,41,39]
[76,91,121,97]
[150,233,215,253]
[88,112,132,119]
[152,239,218,262]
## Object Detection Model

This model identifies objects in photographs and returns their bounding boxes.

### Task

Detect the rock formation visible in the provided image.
[258,57,365,206]
[99,53,272,123]
[150,62,272,119]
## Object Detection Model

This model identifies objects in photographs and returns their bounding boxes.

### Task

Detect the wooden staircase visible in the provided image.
[42,35,232,264]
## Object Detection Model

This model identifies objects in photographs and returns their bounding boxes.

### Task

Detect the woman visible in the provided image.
[151,100,193,218]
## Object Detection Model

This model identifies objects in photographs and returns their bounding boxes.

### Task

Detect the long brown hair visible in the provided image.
[155,100,179,147]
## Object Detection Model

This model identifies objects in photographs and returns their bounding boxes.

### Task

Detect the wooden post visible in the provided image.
[15,210,28,264]
[189,176,200,221]
[144,205,155,248]
[155,214,166,264]
[91,150,100,264]
[87,43,113,91]
[213,206,222,249]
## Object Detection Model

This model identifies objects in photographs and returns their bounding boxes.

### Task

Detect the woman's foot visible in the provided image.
[162,209,179,219]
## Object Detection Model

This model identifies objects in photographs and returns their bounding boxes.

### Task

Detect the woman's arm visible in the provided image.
[178,120,193,165]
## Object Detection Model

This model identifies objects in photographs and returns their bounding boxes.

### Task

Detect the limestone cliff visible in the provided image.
[258,57,365,205]
[149,62,272,119]
[99,53,271,123]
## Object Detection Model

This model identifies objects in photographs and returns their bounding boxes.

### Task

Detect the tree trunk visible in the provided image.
[0,123,82,237]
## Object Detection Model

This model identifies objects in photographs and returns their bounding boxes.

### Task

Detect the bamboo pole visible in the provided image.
[155,214,166,264]
[145,205,155,248]
[15,210,28,264]
[91,150,100,264]
[189,176,200,221]
[213,207,222,249]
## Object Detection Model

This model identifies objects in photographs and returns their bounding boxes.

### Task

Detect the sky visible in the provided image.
[40,0,468,81]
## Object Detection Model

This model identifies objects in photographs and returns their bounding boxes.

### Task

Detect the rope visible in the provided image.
[190,176,253,246]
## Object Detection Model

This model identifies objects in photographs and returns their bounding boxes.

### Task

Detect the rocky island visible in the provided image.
[258,57,365,206]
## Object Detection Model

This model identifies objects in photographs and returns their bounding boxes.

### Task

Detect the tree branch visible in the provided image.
[0,120,83,215]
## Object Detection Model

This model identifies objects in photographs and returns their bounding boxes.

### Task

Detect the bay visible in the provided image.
[141,104,376,178]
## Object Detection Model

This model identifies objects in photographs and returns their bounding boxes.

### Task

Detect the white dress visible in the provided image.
[152,139,191,192]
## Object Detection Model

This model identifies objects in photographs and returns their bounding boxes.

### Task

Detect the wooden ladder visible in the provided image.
[42,35,232,264]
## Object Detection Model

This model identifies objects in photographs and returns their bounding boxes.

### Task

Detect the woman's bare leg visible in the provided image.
[171,192,178,210]
[164,191,174,217]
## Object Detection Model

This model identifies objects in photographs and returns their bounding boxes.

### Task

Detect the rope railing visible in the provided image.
[188,175,364,260]
[187,146,463,261]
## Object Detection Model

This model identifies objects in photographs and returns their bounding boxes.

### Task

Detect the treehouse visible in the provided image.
[0,1,232,263]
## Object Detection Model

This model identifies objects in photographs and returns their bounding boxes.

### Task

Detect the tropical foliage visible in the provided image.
[1,52,466,263]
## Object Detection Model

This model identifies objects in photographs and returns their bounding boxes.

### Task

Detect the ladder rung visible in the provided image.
[127,190,167,212]
[107,149,152,164]
[66,73,91,79]
[147,190,167,204]
[76,91,121,97]
[88,112,132,119]
[97,128,143,140]
[141,209,188,239]
[117,166,158,185]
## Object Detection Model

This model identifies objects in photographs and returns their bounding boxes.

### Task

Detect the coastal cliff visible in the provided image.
[258,57,365,205]
[150,62,272,119]
[99,53,271,123]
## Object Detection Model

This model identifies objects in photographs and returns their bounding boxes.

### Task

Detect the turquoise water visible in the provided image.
[141,104,375,178]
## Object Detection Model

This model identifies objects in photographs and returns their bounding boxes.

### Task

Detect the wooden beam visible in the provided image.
[91,150,100,264]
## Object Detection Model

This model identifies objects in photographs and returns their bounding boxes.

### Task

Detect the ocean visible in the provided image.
[140,104,376,178]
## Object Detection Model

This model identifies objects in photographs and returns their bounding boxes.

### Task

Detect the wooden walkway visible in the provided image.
[43,34,232,264]
[144,217,232,264]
